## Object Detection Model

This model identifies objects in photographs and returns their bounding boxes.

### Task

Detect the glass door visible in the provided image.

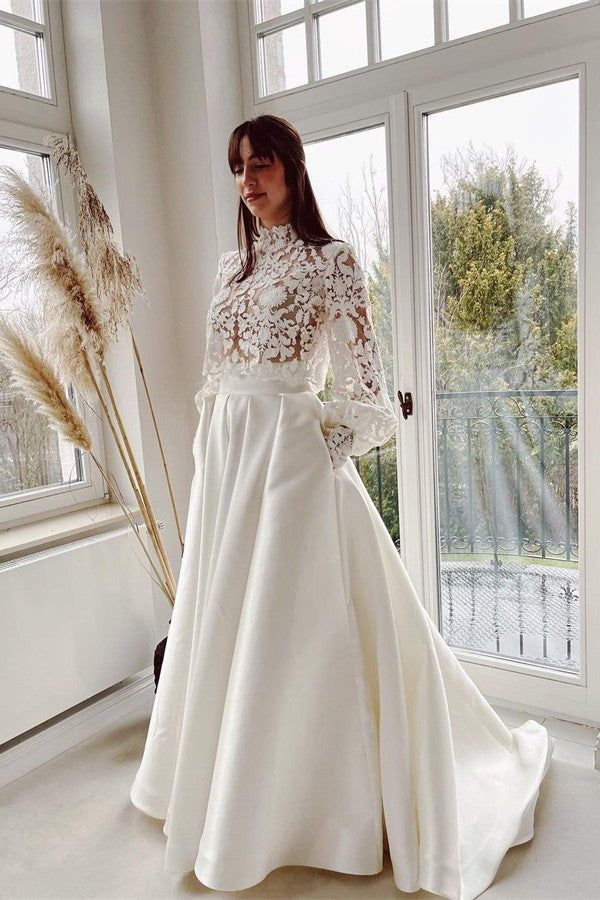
[426,78,580,674]
[411,73,591,716]
[296,72,597,720]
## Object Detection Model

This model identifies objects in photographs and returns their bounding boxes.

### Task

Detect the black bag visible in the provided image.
[153,619,171,692]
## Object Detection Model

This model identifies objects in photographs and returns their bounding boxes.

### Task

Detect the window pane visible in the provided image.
[305,125,400,547]
[0,22,46,97]
[524,0,583,15]
[0,0,40,19]
[255,0,304,23]
[379,0,434,59]
[448,0,509,40]
[0,146,84,501]
[318,2,368,79]
[426,79,580,672]
[260,22,307,95]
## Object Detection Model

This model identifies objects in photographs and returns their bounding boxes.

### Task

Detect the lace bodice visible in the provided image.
[196,220,398,459]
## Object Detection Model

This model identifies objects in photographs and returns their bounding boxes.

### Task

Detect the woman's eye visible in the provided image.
[234,163,267,176]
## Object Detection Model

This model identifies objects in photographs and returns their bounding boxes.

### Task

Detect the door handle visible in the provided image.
[397,389,413,420]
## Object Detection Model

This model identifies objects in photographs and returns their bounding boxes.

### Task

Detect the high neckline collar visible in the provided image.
[255,219,299,251]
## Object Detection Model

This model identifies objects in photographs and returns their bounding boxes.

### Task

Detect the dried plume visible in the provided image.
[44,133,144,339]
[0,165,107,393]
[0,312,92,452]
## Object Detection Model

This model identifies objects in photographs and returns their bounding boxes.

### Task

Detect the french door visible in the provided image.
[406,60,600,724]
[296,51,600,724]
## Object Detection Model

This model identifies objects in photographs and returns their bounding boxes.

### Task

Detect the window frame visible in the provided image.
[247,0,598,102]
[409,62,586,667]
[0,0,58,104]
[405,59,594,717]
[0,0,109,530]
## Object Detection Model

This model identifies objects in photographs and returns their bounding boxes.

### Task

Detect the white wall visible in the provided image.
[60,0,244,636]
[194,0,245,250]
[144,0,243,424]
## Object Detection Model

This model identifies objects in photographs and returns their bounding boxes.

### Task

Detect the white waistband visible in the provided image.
[218,374,312,395]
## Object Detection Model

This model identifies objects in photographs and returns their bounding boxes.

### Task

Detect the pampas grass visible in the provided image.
[45,133,184,553]
[0,312,92,452]
[0,166,106,396]
[44,133,144,339]
[0,144,183,607]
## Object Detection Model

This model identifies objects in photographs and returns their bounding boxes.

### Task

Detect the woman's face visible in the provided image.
[234,135,291,228]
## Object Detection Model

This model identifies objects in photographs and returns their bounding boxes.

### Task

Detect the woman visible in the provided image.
[130,114,554,899]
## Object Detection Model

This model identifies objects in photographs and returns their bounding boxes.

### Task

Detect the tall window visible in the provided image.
[0,0,105,527]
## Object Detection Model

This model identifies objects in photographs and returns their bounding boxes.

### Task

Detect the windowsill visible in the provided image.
[0,502,143,565]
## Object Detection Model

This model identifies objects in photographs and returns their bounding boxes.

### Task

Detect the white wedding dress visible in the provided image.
[130,221,554,900]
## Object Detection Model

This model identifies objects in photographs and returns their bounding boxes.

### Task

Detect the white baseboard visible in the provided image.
[0,668,156,790]
[5,670,597,788]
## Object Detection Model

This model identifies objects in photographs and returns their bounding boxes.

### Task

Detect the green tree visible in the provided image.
[432,143,577,391]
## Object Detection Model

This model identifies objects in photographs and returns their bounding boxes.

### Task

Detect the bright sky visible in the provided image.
[427,78,579,227]
[305,125,387,262]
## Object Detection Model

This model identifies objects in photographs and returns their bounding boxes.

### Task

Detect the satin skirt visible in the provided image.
[129,373,554,900]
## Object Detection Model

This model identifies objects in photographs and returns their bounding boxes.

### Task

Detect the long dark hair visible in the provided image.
[226,114,337,284]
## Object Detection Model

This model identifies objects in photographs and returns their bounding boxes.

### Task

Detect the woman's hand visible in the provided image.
[321,421,354,470]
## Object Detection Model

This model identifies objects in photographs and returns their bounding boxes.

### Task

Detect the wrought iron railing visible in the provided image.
[352,388,580,671]
[353,442,400,550]
[351,388,578,564]
[435,388,578,565]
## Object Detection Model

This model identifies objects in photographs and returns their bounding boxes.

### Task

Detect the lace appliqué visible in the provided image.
[195,222,398,457]
[319,240,398,456]
[322,421,354,470]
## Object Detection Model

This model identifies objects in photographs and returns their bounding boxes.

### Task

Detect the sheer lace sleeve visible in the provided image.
[194,251,228,407]
[320,242,398,461]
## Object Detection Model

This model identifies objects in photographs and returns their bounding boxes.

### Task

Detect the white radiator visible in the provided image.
[0,524,157,745]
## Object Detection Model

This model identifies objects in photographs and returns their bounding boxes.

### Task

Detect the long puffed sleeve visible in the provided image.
[194,251,228,407]
[320,242,398,461]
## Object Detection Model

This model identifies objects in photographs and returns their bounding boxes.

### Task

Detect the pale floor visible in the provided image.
[1,703,599,900]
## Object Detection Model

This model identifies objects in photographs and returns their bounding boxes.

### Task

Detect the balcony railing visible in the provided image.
[435,388,578,564]
[353,388,579,672]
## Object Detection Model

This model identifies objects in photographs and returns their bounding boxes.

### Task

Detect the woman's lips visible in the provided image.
[246,193,265,201]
